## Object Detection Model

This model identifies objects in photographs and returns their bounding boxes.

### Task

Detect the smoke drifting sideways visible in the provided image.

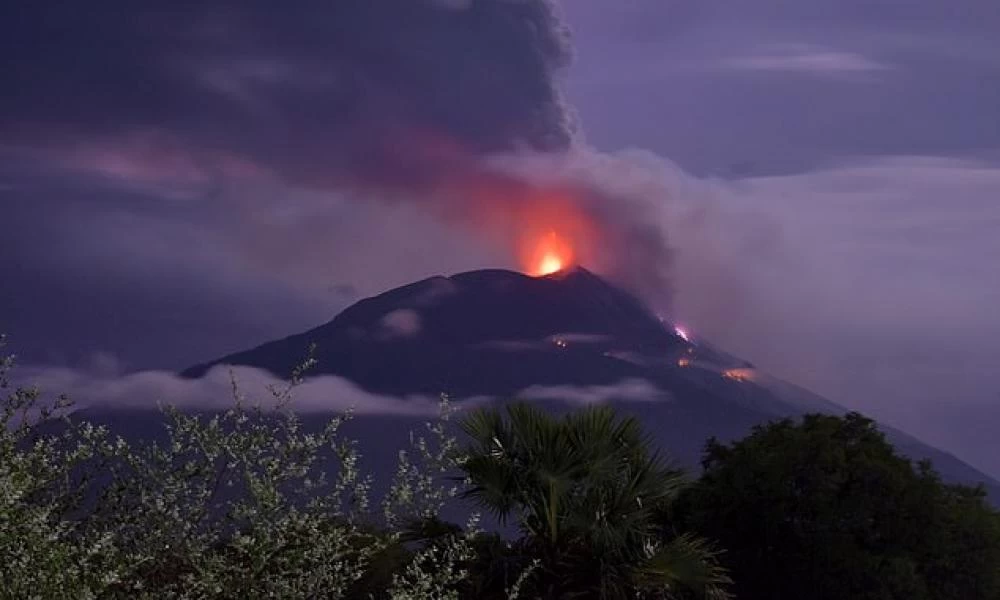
[382,153,676,309]
[0,0,676,312]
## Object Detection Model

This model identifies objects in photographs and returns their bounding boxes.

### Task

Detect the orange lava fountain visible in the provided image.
[528,230,575,276]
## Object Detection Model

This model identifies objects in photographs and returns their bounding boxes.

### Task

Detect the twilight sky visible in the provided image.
[2,1,999,477]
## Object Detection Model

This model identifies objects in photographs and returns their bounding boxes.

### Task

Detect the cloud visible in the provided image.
[1,0,685,329]
[547,333,611,344]
[16,363,449,416]
[378,309,422,339]
[658,155,1000,478]
[722,44,891,77]
[562,1,1000,177]
[0,0,575,180]
[411,278,460,306]
[518,378,665,405]
[13,364,665,418]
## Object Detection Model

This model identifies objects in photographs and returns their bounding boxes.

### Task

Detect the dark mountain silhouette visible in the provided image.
[176,267,1000,499]
[184,267,749,397]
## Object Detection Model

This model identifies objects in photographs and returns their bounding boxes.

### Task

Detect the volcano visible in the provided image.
[181,267,1000,498]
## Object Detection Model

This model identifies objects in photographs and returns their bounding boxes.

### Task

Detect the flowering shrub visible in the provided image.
[0,338,479,600]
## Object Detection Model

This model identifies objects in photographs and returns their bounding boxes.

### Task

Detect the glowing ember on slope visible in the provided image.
[723,368,756,382]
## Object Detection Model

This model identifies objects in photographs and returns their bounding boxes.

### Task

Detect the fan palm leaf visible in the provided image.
[459,402,731,599]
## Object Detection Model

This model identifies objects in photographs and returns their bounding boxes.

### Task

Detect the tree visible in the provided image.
[676,412,1000,600]
[0,337,482,600]
[459,402,731,599]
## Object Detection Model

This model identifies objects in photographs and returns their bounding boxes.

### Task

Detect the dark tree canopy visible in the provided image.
[459,402,731,599]
[676,412,1000,600]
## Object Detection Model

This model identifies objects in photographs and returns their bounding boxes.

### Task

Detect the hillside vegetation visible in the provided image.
[2,338,998,599]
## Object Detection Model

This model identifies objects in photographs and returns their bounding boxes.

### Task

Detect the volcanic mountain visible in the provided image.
[182,267,1000,498]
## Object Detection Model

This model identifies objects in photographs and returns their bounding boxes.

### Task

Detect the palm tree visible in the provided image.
[459,402,731,599]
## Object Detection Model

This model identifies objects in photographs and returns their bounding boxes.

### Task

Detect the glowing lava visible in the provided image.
[538,253,564,275]
[528,231,575,276]
[723,368,756,382]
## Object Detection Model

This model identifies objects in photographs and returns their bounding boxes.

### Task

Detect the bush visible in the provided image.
[459,402,731,599]
[676,412,1000,600]
[0,338,480,600]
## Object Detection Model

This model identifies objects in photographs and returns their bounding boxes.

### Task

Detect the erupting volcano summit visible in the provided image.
[180,267,1000,501]
[526,231,575,276]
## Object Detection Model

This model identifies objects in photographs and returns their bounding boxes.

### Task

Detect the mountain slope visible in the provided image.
[183,267,1000,499]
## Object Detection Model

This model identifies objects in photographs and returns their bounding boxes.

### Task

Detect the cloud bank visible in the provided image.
[519,378,665,405]
[16,364,441,416]
[14,362,663,418]
[663,156,1000,479]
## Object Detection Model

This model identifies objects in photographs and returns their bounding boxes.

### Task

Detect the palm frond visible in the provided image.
[636,533,733,599]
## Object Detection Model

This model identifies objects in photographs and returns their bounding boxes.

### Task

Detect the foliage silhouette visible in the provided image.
[677,412,1000,600]
[459,402,731,599]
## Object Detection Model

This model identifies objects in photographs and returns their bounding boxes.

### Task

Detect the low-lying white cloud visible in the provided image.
[723,44,891,76]
[16,364,448,416]
[518,378,665,405]
[14,364,667,417]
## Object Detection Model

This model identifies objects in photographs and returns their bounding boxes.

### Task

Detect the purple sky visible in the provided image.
[2,1,999,478]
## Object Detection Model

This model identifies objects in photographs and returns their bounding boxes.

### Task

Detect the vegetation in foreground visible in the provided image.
[2,336,999,599]
[676,413,1000,600]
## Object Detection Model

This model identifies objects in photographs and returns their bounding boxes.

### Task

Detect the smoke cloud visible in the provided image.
[1,0,678,310]
[1,0,575,164]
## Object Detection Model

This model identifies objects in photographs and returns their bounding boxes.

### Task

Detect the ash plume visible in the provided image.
[1,0,576,172]
[2,0,674,308]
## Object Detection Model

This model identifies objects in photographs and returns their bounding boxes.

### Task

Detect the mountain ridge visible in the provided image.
[181,267,1000,500]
